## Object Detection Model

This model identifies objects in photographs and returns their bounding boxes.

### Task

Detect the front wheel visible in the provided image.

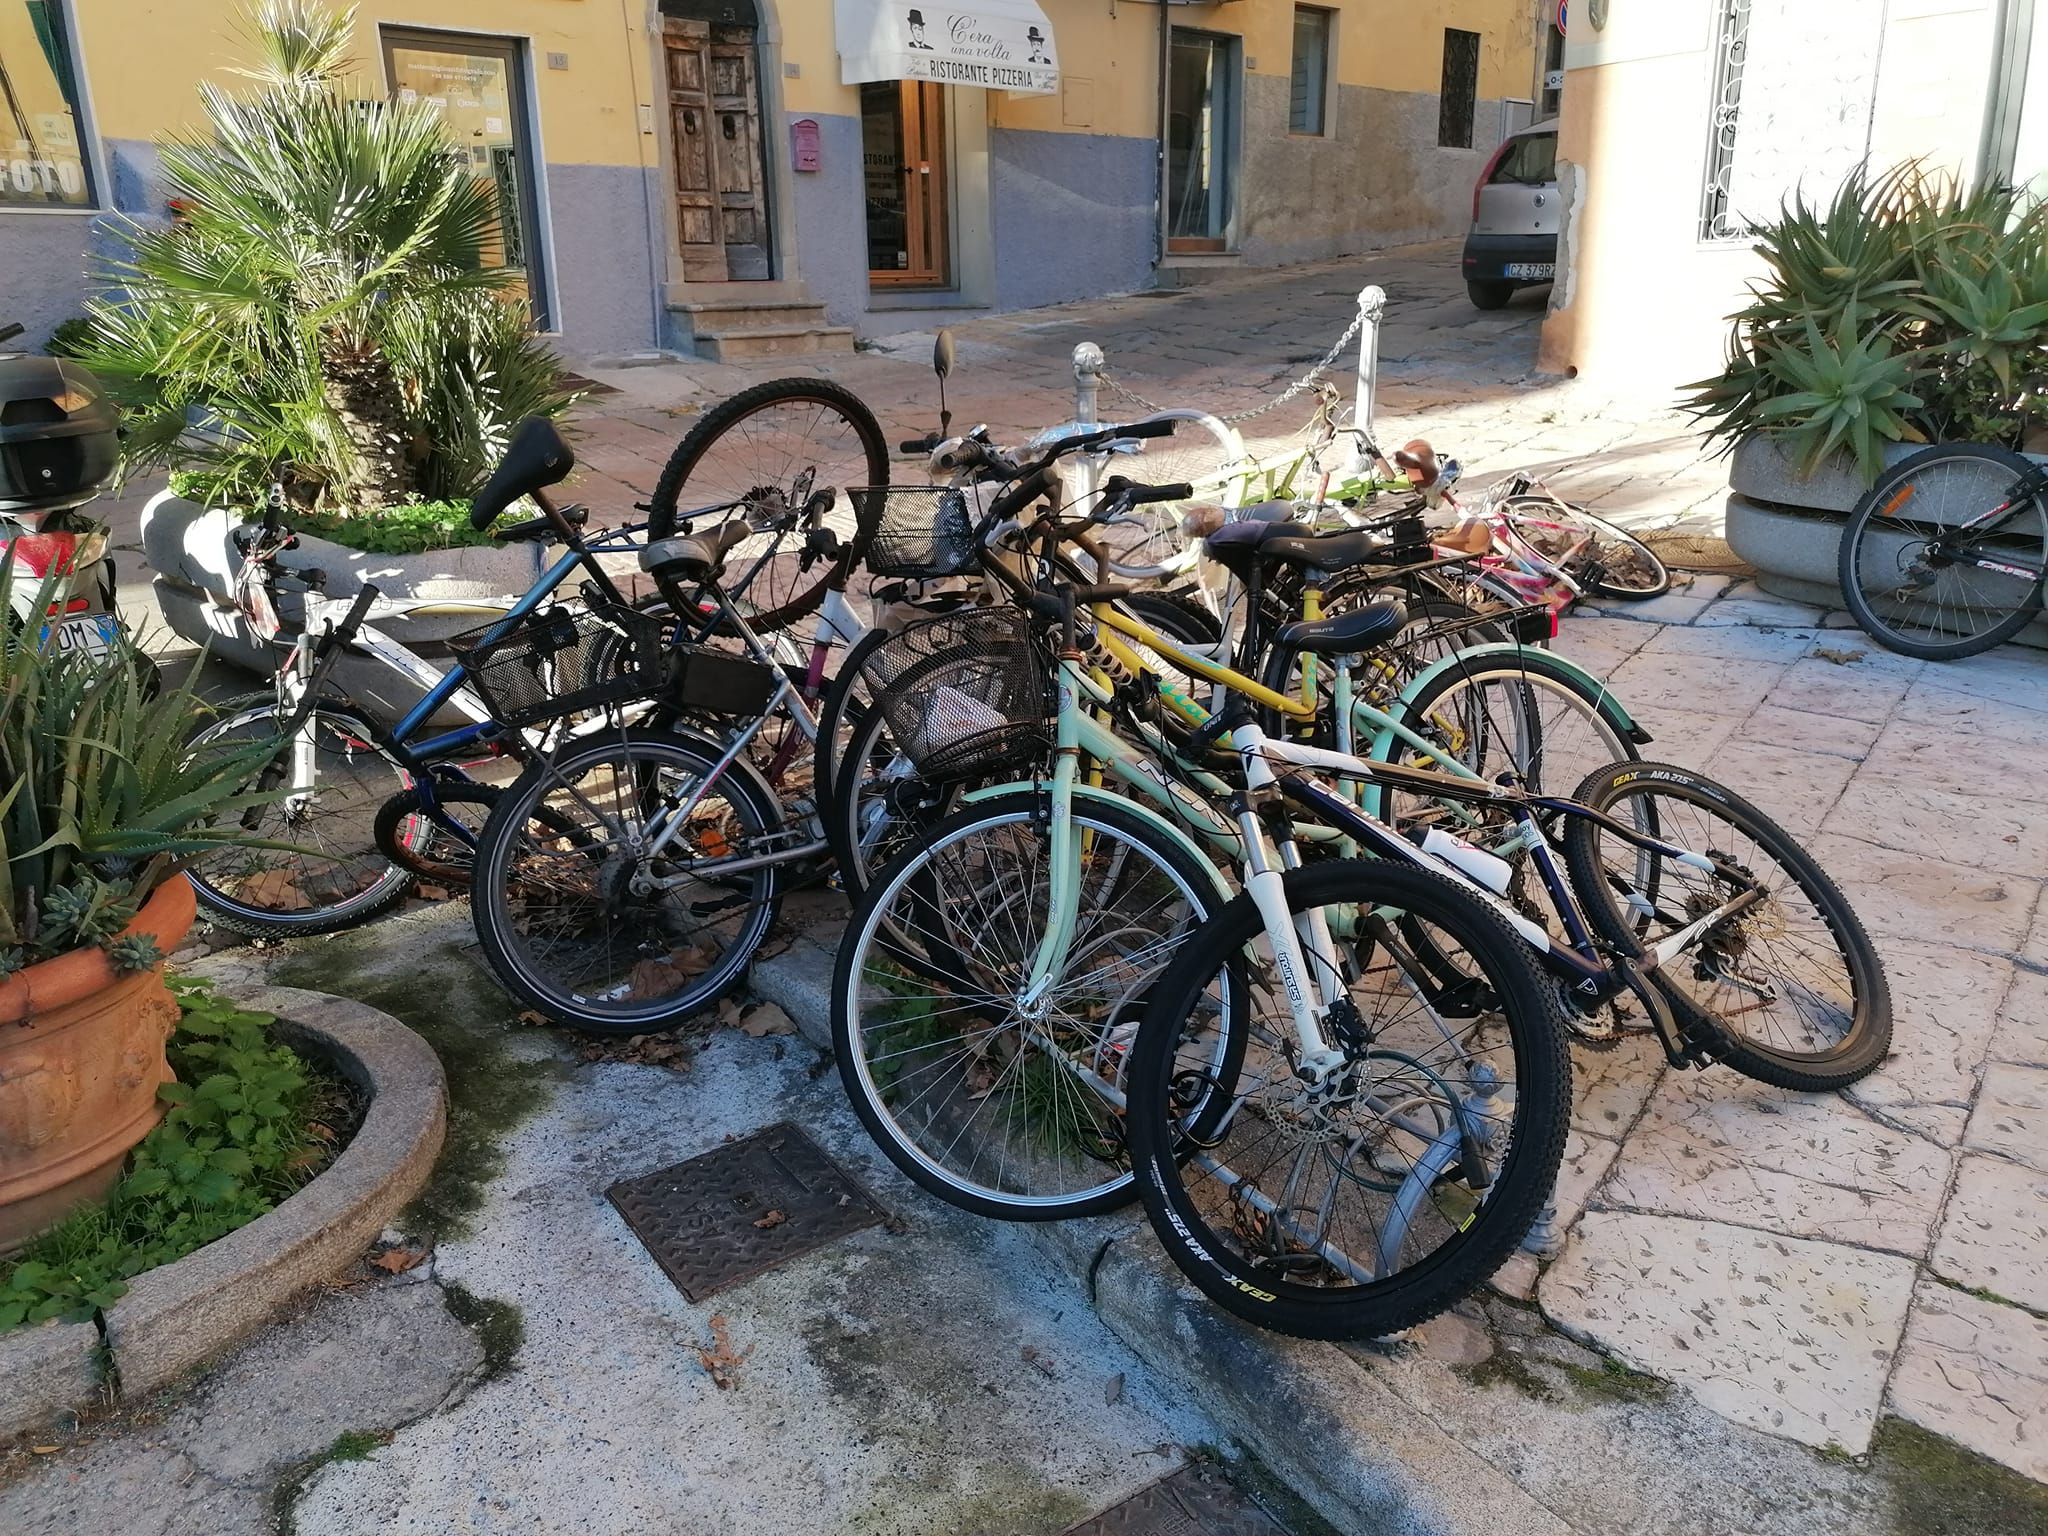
[1560,760,1890,1091]
[1501,498,1671,600]
[1127,860,1570,1339]
[470,728,785,1033]
[184,693,417,937]
[1837,442,2047,661]
[834,793,1236,1220]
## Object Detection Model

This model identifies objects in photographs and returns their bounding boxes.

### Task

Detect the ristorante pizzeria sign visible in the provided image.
[838,0,1060,95]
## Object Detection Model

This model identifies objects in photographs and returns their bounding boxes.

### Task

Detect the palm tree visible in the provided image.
[77,1,568,512]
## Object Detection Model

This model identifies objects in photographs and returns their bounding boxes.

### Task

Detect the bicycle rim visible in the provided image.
[1844,449,2047,659]
[477,732,780,1030]
[1129,861,1569,1338]
[837,799,1232,1217]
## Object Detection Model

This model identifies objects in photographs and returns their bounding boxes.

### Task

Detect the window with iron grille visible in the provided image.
[1289,7,1332,135]
[1439,28,1479,149]
[1699,0,1752,241]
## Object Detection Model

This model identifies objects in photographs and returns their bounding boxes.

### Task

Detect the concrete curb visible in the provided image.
[0,1317,103,1440]
[748,944,1566,1536]
[101,986,447,1401]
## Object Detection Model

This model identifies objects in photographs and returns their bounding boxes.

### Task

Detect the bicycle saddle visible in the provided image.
[640,519,754,580]
[1273,597,1409,657]
[1202,519,1387,575]
[471,417,575,528]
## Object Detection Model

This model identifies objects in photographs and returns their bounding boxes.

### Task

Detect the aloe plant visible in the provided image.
[1685,163,2048,481]
[0,566,280,963]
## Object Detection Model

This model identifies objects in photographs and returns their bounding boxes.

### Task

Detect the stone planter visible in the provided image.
[0,878,196,1255]
[139,491,546,717]
[1724,434,2048,649]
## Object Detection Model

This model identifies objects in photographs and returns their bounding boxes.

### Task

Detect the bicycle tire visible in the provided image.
[1560,760,1891,1091]
[470,727,785,1033]
[645,378,889,632]
[184,692,418,937]
[1499,498,1671,601]
[1127,860,1570,1339]
[833,792,1239,1220]
[372,781,503,887]
[813,625,890,811]
[1837,442,2047,661]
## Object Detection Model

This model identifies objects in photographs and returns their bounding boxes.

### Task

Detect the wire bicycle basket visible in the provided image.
[870,608,1054,782]
[854,487,979,579]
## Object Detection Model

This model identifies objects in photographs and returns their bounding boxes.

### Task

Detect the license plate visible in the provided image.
[1504,262,1555,281]
[42,612,119,658]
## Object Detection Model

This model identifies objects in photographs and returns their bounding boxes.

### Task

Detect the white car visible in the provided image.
[1461,119,1558,310]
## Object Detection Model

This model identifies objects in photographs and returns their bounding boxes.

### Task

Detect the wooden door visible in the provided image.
[860,80,948,286]
[665,18,771,281]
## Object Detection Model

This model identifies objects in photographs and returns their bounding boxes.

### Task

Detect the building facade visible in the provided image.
[2,0,1549,359]
[1539,0,2048,385]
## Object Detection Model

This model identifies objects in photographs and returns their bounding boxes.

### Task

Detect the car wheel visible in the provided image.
[1467,279,1515,310]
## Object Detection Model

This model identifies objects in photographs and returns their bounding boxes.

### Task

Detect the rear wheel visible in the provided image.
[1467,280,1514,310]
[1837,443,2048,660]
[1502,498,1671,600]
[646,378,888,631]
[1560,760,1891,1090]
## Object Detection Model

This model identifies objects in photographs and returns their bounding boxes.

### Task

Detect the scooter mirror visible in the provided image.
[933,329,955,381]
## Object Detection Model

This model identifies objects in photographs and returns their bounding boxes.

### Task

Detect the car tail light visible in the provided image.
[1472,141,1512,221]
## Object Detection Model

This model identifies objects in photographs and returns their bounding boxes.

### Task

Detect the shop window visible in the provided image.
[0,0,95,207]
[1438,28,1479,150]
[1289,8,1331,136]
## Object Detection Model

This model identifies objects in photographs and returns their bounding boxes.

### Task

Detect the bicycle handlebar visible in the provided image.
[0,322,23,346]
[331,584,379,645]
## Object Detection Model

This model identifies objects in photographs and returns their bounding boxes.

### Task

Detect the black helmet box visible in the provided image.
[0,356,119,517]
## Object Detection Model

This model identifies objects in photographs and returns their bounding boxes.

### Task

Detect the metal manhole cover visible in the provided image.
[1063,1464,1290,1536]
[606,1121,886,1301]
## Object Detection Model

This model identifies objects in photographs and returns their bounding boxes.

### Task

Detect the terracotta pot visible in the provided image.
[0,878,196,1254]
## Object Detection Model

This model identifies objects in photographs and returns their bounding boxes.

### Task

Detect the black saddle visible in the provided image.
[1273,598,1409,657]
[1202,519,1387,576]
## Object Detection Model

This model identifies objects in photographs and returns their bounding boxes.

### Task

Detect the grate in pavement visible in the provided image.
[1063,1463,1290,1536]
[606,1121,886,1302]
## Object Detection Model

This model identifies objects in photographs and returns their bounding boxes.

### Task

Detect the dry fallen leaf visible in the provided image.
[1104,1372,1124,1406]
[716,997,745,1030]
[370,1245,425,1274]
[416,883,451,901]
[738,1002,796,1038]
[1020,1345,1056,1378]
[627,957,682,1000]
[28,1445,60,1455]
[751,1209,787,1230]
[514,1009,550,1028]
[696,1313,753,1389]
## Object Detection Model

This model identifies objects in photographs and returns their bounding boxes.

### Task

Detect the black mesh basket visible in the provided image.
[870,609,1053,782]
[449,603,664,729]
[854,487,978,579]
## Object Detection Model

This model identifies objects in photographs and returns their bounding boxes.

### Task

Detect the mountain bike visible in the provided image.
[1837,441,2048,660]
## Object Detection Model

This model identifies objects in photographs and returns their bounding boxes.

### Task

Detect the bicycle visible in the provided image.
[1837,441,2048,660]
[824,457,1650,1222]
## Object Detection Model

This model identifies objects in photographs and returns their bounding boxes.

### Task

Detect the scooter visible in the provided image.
[0,319,142,672]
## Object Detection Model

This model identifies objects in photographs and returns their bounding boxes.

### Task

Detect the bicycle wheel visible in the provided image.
[184,693,417,937]
[1126,860,1569,1339]
[1560,760,1891,1091]
[812,625,889,810]
[1502,498,1671,600]
[470,728,784,1033]
[1838,443,2048,660]
[1256,594,1510,743]
[834,793,1237,1220]
[371,780,506,887]
[1376,648,1640,818]
[646,378,888,632]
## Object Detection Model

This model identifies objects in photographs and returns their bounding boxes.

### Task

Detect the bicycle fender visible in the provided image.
[958,780,1233,901]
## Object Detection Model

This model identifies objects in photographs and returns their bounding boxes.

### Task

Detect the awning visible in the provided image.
[836,0,1059,96]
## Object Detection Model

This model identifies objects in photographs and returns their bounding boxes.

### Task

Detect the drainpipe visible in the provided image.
[625,0,669,350]
[1154,0,1170,269]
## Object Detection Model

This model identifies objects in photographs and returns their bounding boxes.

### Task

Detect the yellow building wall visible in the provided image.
[68,0,654,169]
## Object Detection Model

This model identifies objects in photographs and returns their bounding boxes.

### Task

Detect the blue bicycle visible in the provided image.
[185,419,745,935]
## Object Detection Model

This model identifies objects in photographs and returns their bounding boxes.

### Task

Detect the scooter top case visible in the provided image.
[0,353,119,521]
